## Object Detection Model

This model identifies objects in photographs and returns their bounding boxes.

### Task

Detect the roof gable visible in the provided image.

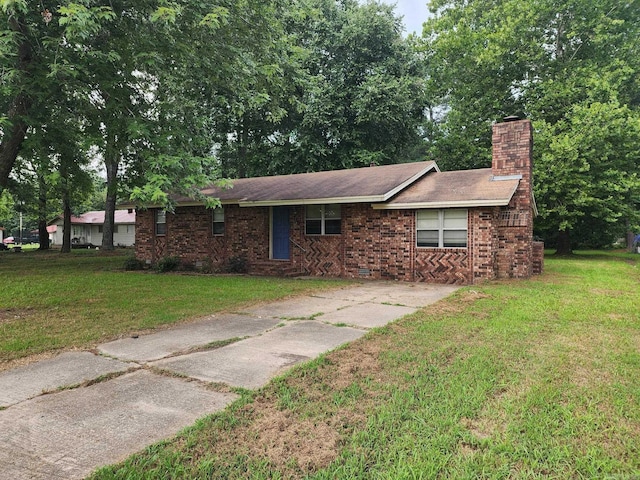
[375,168,520,209]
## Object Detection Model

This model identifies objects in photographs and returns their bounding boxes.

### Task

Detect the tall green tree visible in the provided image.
[217,0,427,177]
[0,1,115,190]
[423,0,640,252]
[130,0,287,202]
[2,1,287,249]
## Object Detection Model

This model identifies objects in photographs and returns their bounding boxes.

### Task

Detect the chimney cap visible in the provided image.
[503,115,520,122]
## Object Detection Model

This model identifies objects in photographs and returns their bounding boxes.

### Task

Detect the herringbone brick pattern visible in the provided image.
[303,237,342,276]
[415,251,470,284]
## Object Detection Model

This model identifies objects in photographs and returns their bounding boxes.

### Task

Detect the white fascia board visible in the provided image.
[117,202,138,209]
[372,199,512,210]
[176,200,240,207]
[238,195,387,207]
[122,199,242,209]
[531,192,539,216]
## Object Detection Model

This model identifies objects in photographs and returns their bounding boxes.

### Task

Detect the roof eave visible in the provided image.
[531,192,539,216]
[232,162,440,207]
[372,199,513,210]
[238,195,387,207]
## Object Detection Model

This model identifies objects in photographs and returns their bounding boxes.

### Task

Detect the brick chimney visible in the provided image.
[492,117,533,210]
[491,117,541,278]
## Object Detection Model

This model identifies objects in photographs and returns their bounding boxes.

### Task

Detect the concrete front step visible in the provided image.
[250,260,305,277]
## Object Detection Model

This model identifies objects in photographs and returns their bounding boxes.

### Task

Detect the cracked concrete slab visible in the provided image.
[241,295,357,319]
[321,302,417,328]
[0,282,459,479]
[0,352,131,408]
[315,282,460,308]
[0,370,237,480]
[98,313,281,362]
[150,321,366,389]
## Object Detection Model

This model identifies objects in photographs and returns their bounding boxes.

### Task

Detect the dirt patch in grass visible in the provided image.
[249,405,341,471]
[0,308,35,324]
[251,339,390,475]
[326,337,388,388]
[169,336,391,478]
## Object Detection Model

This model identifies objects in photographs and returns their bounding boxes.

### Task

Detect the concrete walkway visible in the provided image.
[0,281,458,480]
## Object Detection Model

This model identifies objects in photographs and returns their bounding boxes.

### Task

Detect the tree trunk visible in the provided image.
[102,141,119,251]
[61,192,72,253]
[0,93,32,189]
[0,18,34,189]
[627,231,635,253]
[556,229,573,255]
[37,174,50,250]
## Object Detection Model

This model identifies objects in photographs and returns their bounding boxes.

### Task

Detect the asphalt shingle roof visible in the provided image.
[188,161,438,206]
[380,168,520,208]
[164,162,521,209]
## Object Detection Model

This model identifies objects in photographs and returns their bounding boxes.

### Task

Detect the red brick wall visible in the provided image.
[137,204,471,283]
[134,209,155,262]
[532,241,544,275]
[470,208,499,282]
[135,205,269,271]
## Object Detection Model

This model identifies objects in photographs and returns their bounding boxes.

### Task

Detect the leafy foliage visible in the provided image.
[0,0,287,248]
[423,0,640,250]
[217,0,427,177]
[155,255,181,273]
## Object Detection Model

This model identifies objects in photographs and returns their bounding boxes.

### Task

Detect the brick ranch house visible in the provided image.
[132,118,543,284]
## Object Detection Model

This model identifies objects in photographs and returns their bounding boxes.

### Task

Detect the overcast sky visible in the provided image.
[382,0,431,36]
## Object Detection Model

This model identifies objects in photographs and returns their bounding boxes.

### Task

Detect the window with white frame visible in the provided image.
[417,209,467,248]
[212,207,224,235]
[305,205,341,235]
[155,210,166,235]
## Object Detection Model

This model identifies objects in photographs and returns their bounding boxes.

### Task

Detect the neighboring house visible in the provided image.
[132,118,543,284]
[49,210,136,247]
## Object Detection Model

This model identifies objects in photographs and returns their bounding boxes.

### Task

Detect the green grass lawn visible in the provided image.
[87,251,640,479]
[0,249,347,365]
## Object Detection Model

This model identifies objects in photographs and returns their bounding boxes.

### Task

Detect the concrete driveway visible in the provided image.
[0,281,458,480]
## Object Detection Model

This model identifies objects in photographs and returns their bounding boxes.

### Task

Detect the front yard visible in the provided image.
[2,249,639,478]
[0,250,347,368]
[91,251,640,479]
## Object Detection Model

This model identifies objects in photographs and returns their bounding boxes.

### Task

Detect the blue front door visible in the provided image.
[272,207,290,260]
